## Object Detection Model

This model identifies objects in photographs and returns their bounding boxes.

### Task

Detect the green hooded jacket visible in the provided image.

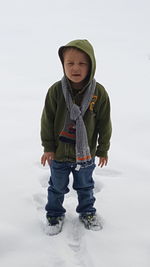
[41,39,112,161]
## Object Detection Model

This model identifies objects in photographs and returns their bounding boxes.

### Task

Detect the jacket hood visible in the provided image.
[58,39,96,82]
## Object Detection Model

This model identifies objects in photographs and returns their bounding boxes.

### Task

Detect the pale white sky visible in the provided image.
[0,0,150,111]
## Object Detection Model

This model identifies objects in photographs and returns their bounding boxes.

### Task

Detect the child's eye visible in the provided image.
[79,62,86,65]
[67,62,73,65]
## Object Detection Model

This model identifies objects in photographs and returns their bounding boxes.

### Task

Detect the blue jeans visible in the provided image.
[45,159,96,217]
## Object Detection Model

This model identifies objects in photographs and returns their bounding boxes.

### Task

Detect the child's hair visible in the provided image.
[59,46,90,65]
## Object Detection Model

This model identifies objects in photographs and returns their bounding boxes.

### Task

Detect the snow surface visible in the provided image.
[0,0,150,266]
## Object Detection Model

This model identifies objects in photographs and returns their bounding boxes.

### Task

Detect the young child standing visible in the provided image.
[40,39,112,235]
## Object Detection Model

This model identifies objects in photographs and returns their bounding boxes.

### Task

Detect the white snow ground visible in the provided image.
[0,0,150,266]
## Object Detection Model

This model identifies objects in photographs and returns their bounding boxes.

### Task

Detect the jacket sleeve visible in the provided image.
[95,93,112,158]
[40,87,57,152]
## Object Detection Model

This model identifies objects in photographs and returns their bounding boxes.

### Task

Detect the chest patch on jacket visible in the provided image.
[89,95,98,111]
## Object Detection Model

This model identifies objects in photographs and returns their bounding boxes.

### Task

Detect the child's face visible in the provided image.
[63,48,90,87]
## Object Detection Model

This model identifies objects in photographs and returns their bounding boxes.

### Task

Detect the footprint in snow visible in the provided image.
[53,259,67,267]
[66,216,95,267]
[33,193,46,211]
[94,168,121,178]
[39,175,49,188]
[66,216,84,252]
[94,179,103,194]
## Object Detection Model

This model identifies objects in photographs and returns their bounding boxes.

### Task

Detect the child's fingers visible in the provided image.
[41,155,46,166]
[98,158,103,167]
[100,159,104,168]
[41,158,45,166]
[98,157,108,168]
[41,155,44,165]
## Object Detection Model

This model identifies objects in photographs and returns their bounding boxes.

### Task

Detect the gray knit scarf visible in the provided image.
[59,76,96,164]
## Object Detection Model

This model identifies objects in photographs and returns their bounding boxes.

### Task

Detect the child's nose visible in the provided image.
[72,64,79,71]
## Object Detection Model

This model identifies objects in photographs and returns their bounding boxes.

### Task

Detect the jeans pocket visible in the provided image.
[80,158,96,169]
[50,160,67,170]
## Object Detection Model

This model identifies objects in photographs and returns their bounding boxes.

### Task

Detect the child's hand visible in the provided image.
[41,152,55,166]
[98,157,108,168]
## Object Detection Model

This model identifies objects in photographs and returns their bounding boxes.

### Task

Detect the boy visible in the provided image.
[41,39,112,235]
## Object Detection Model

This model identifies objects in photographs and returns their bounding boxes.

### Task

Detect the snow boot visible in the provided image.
[79,213,103,231]
[45,216,64,236]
